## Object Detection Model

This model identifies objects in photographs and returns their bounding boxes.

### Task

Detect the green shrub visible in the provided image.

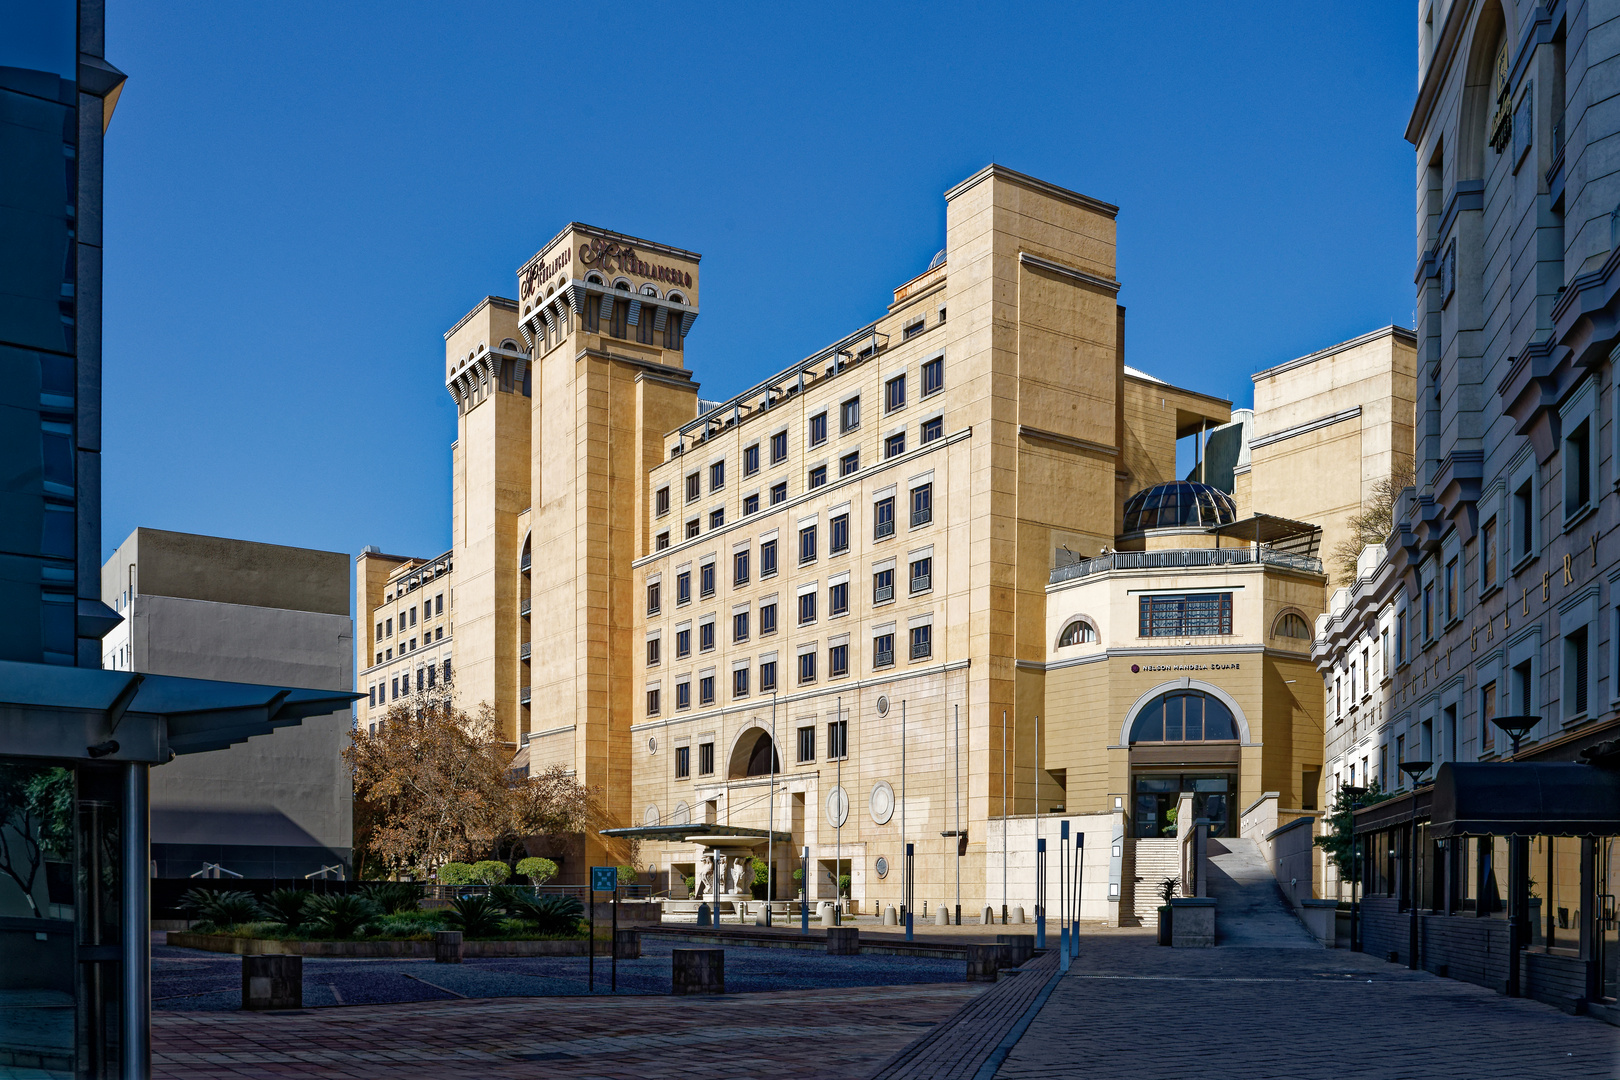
[685,875,697,896]
[437,862,476,885]
[178,888,262,928]
[504,892,584,936]
[443,893,506,937]
[259,889,312,931]
[837,874,851,898]
[615,864,638,887]
[305,893,381,938]
[471,860,510,885]
[515,856,557,886]
[362,881,422,914]
[371,912,444,939]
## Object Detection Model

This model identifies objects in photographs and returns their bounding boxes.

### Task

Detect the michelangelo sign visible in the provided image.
[579,236,692,289]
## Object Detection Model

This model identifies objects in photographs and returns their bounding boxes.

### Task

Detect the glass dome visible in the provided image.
[1122,481,1237,532]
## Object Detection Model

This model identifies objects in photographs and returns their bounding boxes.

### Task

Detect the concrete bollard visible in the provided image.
[826,926,860,956]
[883,904,898,926]
[995,934,1035,968]
[434,930,463,964]
[1010,906,1025,925]
[964,944,1000,982]
[613,928,641,960]
[754,904,770,926]
[935,905,950,926]
[696,902,712,927]
[981,905,995,926]
[671,948,725,995]
[242,955,302,1010]
[819,903,837,927]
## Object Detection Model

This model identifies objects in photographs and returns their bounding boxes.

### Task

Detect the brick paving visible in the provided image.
[151,980,984,1079]
[990,931,1620,1080]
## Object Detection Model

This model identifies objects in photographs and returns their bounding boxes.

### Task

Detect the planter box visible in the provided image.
[166,932,590,957]
[1169,898,1215,948]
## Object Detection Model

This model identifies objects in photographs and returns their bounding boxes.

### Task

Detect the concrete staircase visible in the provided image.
[1125,838,1180,927]
[1204,837,1319,948]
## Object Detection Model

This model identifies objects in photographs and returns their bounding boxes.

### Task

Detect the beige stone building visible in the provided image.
[362,167,1419,918]
[355,548,453,731]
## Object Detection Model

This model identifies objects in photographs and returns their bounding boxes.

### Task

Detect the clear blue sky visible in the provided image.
[101,1,1416,565]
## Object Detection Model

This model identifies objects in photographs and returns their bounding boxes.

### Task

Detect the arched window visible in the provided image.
[667,291,687,305]
[640,284,659,297]
[1058,619,1097,647]
[1129,690,1238,743]
[585,272,605,285]
[1274,612,1311,640]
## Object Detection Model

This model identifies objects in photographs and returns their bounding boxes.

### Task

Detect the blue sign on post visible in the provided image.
[591,866,617,893]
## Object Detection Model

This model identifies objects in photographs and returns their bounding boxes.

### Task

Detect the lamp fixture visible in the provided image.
[1490,714,1540,757]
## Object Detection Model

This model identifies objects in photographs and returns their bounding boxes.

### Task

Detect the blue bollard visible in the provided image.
[1060,925,1070,972]
[1036,912,1046,950]
[905,912,913,941]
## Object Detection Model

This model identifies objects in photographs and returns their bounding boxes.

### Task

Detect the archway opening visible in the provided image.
[1128,689,1240,838]
[729,729,781,779]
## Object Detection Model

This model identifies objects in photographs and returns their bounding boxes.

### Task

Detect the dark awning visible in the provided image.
[1210,513,1321,545]
[600,824,793,844]
[1352,786,1432,834]
[1429,761,1620,838]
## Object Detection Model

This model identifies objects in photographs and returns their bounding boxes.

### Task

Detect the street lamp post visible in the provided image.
[1490,715,1540,758]
[1398,761,1432,971]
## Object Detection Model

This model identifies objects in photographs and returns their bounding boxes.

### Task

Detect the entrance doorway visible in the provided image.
[1133,773,1235,838]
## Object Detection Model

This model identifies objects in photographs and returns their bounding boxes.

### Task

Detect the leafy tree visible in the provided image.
[615,864,638,887]
[471,860,510,885]
[437,862,476,886]
[516,857,557,885]
[0,764,72,917]
[1314,779,1391,880]
[1330,459,1416,585]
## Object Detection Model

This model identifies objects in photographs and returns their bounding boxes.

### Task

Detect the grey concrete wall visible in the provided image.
[102,528,348,617]
[127,592,354,874]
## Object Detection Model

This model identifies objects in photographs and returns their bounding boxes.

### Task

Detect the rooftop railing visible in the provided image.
[1048,546,1323,585]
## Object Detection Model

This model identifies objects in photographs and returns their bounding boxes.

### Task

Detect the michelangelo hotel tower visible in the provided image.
[360,166,1414,921]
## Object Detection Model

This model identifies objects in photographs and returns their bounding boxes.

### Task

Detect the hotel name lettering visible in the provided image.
[579,237,692,289]
[1137,663,1240,673]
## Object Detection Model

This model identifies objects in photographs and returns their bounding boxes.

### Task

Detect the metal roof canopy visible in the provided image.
[600,823,793,844]
[1210,513,1322,546]
[0,659,360,764]
[1428,761,1620,838]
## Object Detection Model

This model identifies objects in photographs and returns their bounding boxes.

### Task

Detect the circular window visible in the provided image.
[875,856,889,879]
[876,695,890,716]
[870,781,895,825]
[826,786,849,828]
[647,736,658,754]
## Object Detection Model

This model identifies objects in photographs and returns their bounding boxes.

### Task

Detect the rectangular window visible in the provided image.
[903,319,925,340]
[1138,593,1234,636]
[709,508,725,530]
[800,525,817,563]
[677,681,691,710]
[1564,417,1592,519]
[809,465,827,489]
[910,483,933,527]
[685,519,700,540]
[874,496,895,539]
[760,601,777,635]
[656,531,670,551]
[436,594,443,615]
[921,357,944,397]
[885,375,906,413]
[910,624,932,660]
[676,745,691,777]
[829,643,849,677]
[391,676,399,700]
[921,415,943,444]
[734,610,749,642]
[677,571,691,605]
[1481,681,1497,753]
[799,651,817,684]
[410,608,418,627]
[665,308,682,350]
[700,676,715,706]
[1481,519,1496,588]
[700,622,715,651]
[829,581,848,616]
[744,493,759,515]
[840,451,859,477]
[647,637,661,666]
[1445,558,1458,623]
[799,591,817,625]
[610,298,629,339]
[760,659,777,691]
[771,482,788,505]
[771,431,788,464]
[874,632,895,667]
[699,741,715,774]
[840,397,860,433]
[910,557,932,594]
[584,295,599,333]
[733,667,750,698]
[710,460,725,491]
[376,622,384,642]
[809,412,828,447]
[828,719,848,759]
[797,725,816,763]
[734,550,750,585]
[386,617,393,636]
[637,302,656,343]
[686,473,701,502]
[874,568,894,603]
[1565,624,1590,716]
[1513,475,1534,562]
[886,432,905,459]
[656,486,670,516]
[1512,658,1534,720]
[700,563,716,597]
[647,688,661,716]
[677,628,691,658]
[648,582,661,615]
[1396,612,1407,664]
[744,444,760,476]
[761,539,778,577]
[830,514,849,554]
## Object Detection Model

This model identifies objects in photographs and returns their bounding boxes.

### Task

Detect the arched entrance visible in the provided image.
[727,727,782,779]
[1122,684,1246,838]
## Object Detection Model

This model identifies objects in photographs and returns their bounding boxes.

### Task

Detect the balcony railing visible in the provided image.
[873,649,894,668]
[1048,546,1323,585]
[874,583,894,603]
[520,553,531,572]
[520,641,531,660]
[910,508,931,528]
[520,686,531,705]
[520,598,531,617]
[910,573,931,594]
[910,640,931,661]
[875,519,895,540]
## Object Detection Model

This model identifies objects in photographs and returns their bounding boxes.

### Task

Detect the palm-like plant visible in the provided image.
[503,892,584,935]
[305,892,381,938]
[259,888,312,931]
[362,881,422,915]
[442,892,507,937]
[178,888,263,928]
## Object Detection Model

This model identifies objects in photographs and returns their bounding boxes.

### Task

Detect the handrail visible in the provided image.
[1049,546,1323,585]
